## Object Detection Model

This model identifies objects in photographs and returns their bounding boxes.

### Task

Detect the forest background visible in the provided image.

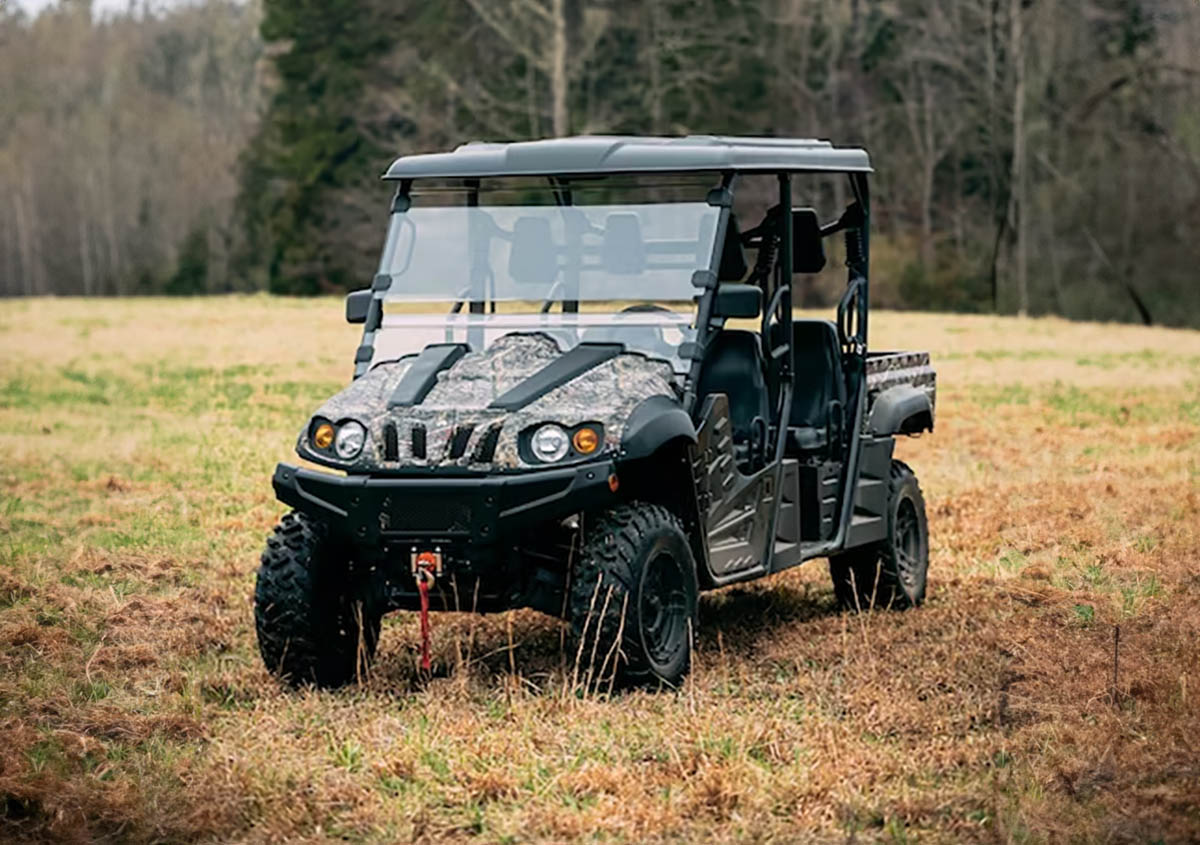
[2,0,1199,326]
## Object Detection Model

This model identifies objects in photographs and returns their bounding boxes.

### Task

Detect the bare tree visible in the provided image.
[461,0,611,136]
[1007,0,1028,316]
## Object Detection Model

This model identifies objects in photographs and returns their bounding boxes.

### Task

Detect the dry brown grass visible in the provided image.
[1,296,1198,843]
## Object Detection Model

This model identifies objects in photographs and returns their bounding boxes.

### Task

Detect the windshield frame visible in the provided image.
[372,308,699,375]
[353,171,735,380]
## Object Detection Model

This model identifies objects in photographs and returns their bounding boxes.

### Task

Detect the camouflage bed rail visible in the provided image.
[865,350,936,419]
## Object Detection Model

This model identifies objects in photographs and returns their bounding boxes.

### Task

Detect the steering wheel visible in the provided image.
[578,304,677,360]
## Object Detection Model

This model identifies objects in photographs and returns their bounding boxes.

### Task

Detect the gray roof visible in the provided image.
[383,135,872,180]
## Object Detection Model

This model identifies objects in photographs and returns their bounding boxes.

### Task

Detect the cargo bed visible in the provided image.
[865,350,936,422]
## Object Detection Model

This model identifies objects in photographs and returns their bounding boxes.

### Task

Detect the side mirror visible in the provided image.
[712,283,762,319]
[345,289,372,324]
[792,208,827,274]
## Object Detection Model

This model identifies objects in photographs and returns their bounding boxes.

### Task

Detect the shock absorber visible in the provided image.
[845,226,866,274]
[749,212,779,286]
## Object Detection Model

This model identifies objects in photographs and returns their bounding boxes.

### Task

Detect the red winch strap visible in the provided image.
[417,573,432,671]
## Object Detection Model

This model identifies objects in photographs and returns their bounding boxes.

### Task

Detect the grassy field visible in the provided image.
[1,296,1198,843]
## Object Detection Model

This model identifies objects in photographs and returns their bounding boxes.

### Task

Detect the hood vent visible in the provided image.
[489,343,623,411]
[387,343,469,408]
[411,424,427,459]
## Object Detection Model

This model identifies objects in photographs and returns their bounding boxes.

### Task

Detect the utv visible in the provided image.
[255,136,936,689]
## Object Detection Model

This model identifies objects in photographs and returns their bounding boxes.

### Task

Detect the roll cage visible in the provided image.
[352,136,873,382]
[680,169,872,414]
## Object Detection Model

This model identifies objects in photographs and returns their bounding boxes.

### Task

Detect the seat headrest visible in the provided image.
[791,319,841,356]
[602,213,646,275]
[508,217,558,284]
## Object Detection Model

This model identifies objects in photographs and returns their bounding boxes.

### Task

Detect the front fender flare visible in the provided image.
[867,385,934,436]
[620,395,697,461]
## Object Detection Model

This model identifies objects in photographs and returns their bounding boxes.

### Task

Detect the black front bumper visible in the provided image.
[271,461,618,547]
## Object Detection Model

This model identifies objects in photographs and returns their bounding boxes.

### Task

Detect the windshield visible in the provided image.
[378,176,720,305]
[367,176,719,373]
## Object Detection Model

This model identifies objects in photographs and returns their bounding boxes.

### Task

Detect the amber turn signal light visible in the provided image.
[313,423,335,450]
[572,427,600,454]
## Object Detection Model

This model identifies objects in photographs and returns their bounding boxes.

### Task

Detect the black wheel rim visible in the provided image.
[640,548,689,668]
[894,497,923,595]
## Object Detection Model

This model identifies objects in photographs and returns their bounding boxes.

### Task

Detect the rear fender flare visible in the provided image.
[867,385,934,436]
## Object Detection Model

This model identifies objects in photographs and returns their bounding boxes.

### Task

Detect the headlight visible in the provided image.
[530,424,570,463]
[334,420,367,459]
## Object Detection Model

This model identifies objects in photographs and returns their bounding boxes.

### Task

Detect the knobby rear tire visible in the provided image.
[255,511,381,688]
[829,460,929,611]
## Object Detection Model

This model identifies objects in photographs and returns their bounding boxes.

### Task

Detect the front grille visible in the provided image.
[397,418,499,465]
[472,423,502,463]
[447,424,475,459]
[382,494,472,533]
[383,423,399,461]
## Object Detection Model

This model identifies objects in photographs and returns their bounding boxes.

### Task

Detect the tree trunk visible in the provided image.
[551,0,569,136]
[14,178,34,296]
[78,216,94,297]
[1009,0,1028,316]
[954,156,966,264]
[2,197,14,296]
[1119,164,1152,325]
[526,57,540,138]
[645,0,663,134]
[920,74,936,270]
[827,2,845,212]
[987,0,1001,312]
[102,157,123,295]
[10,193,28,296]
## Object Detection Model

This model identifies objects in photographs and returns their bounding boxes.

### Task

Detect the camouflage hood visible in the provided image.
[298,333,680,472]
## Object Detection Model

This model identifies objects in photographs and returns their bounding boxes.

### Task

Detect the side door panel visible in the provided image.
[692,394,782,579]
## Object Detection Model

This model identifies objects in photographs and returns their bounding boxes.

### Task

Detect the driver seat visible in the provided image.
[697,328,769,471]
[694,220,764,470]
